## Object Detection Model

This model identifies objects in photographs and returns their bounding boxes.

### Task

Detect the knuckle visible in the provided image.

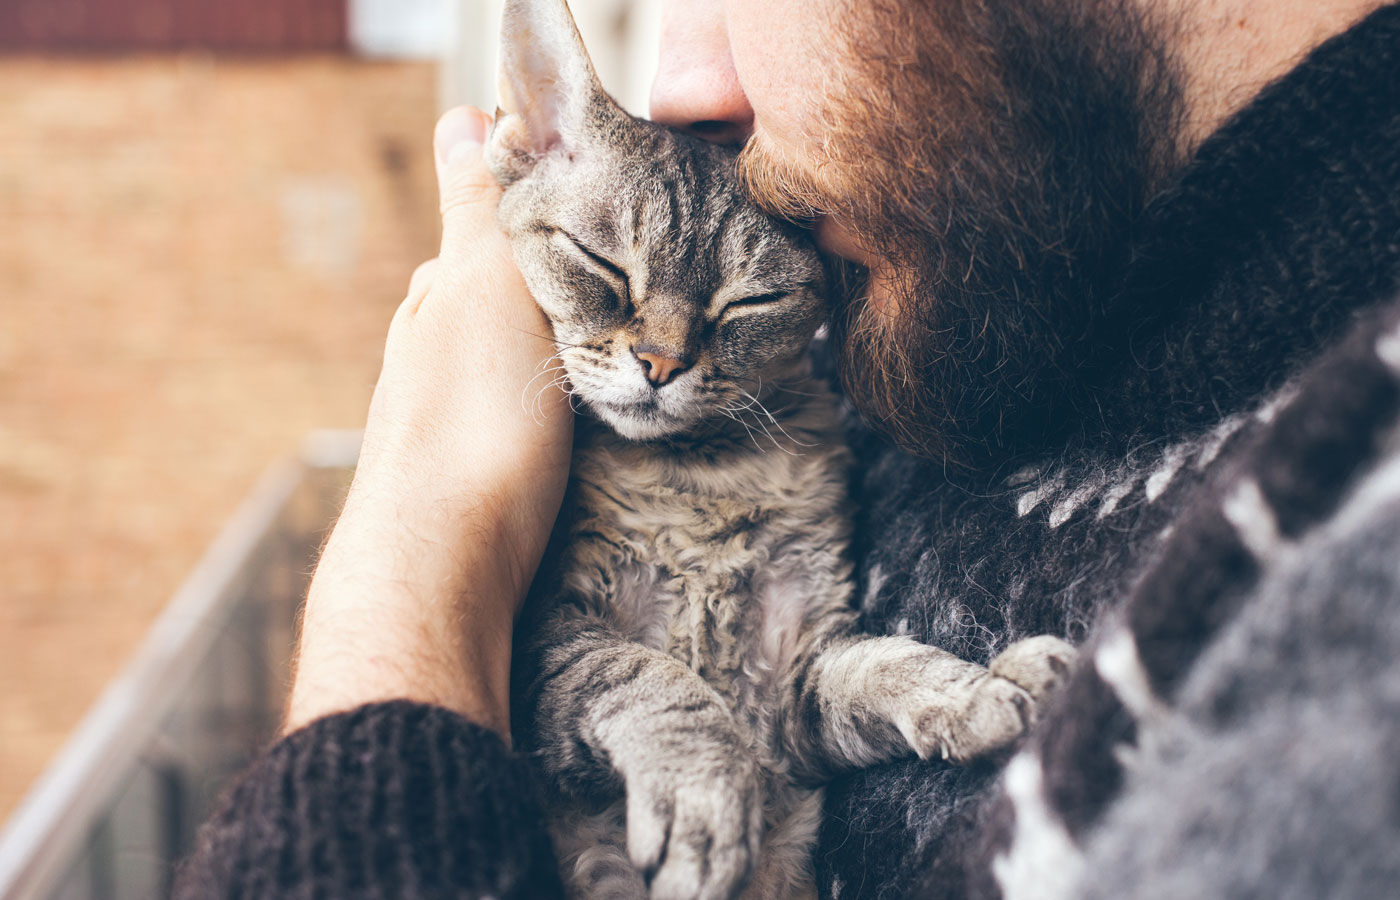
[439,167,501,215]
[410,257,439,286]
[402,258,439,313]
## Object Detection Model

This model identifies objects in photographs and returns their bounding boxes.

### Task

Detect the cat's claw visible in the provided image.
[909,674,1031,764]
[989,634,1078,705]
[906,635,1078,764]
[625,758,763,900]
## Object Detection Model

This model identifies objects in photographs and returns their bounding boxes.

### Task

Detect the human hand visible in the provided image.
[285,106,574,737]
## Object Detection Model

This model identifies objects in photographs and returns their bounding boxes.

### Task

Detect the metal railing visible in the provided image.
[0,431,361,900]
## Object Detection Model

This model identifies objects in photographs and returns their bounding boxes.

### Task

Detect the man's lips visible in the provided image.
[813,216,878,268]
[813,217,902,317]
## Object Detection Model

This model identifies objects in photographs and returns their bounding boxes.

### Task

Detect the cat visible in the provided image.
[483,2,1077,898]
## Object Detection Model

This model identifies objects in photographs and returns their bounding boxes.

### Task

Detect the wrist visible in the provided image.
[285,606,514,738]
[337,468,540,604]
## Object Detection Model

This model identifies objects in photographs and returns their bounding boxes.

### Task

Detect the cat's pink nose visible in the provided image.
[633,347,690,386]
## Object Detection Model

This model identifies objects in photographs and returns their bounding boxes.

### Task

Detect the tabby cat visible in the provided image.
[484,2,1076,898]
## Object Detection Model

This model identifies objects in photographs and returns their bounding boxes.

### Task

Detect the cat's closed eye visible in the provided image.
[542,226,630,296]
[721,292,789,317]
[564,233,628,285]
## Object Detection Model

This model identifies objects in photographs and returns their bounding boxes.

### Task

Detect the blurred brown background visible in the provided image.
[0,1,443,821]
[0,0,660,833]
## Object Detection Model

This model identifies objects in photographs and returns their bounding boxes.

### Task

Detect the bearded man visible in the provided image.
[178,1,1400,898]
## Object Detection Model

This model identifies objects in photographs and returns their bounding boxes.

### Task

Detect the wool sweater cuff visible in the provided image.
[174,700,563,899]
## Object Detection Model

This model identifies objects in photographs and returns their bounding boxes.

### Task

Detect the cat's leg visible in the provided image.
[781,629,1077,776]
[525,613,763,900]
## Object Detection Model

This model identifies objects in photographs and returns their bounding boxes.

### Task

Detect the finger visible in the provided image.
[433,105,506,261]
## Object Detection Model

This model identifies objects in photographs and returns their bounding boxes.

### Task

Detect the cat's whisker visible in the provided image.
[726,392,762,417]
[738,374,826,399]
[744,387,815,450]
[555,378,587,413]
[522,360,574,423]
[523,378,552,423]
[720,406,766,453]
[523,361,569,396]
[507,324,594,352]
[754,416,797,456]
[544,378,579,401]
[739,388,814,452]
[525,374,577,421]
[726,398,795,456]
[719,393,796,454]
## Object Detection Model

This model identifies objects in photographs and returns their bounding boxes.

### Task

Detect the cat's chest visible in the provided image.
[560,428,855,685]
[569,428,828,568]
[568,458,786,637]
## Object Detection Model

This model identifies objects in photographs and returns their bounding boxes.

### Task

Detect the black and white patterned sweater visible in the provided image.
[175,7,1400,900]
[818,6,1400,899]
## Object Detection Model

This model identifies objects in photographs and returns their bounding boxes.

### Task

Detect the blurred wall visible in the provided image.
[0,55,439,820]
[0,0,663,826]
[0,0,348,51]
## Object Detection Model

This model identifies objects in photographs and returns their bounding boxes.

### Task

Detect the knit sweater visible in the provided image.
[822,6,1400,898]
[174,702,564,899]
[175,6,1400,899]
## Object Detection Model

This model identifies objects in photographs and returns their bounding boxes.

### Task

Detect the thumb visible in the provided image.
[434,105,505,260]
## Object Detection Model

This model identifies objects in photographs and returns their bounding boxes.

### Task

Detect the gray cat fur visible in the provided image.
[482,2,1077,898]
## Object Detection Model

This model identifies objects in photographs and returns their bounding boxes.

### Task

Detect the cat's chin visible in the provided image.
[587,401,696,442]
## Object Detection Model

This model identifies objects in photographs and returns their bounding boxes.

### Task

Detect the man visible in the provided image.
[177,1,1400,898]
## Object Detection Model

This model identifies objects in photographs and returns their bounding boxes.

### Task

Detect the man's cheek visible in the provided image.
[722,0,833,146]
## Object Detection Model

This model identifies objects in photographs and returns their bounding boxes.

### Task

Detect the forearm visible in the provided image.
[285,119,571,735]
[179,104,572,900]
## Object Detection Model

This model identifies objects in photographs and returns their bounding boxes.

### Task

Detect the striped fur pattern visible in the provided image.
[484,3,1076,898]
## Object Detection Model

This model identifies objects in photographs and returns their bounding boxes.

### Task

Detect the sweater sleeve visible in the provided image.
[173,700,564,900]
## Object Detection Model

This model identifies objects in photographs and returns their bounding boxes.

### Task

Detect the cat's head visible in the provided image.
[485,0,826,442]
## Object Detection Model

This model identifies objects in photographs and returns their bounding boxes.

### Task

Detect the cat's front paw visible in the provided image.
[989,634,1078,704]
[624,756,763,900]
[907,636,1078,764]
[907,672,1031,764]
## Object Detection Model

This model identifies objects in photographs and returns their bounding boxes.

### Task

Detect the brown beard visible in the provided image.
[739,0,1184,470]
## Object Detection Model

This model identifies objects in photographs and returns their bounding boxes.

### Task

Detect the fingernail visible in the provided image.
[435,106,488,168]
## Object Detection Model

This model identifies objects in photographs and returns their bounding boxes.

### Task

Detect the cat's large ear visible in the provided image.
[488,0,619,184]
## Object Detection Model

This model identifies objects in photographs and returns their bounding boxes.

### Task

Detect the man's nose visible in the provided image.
[649,0,753,144]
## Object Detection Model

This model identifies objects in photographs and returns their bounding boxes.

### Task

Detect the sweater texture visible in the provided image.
[820,5,1400,898]
[173,701,564,899]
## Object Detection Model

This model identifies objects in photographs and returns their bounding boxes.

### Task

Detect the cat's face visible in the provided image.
[485,0,826,442]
